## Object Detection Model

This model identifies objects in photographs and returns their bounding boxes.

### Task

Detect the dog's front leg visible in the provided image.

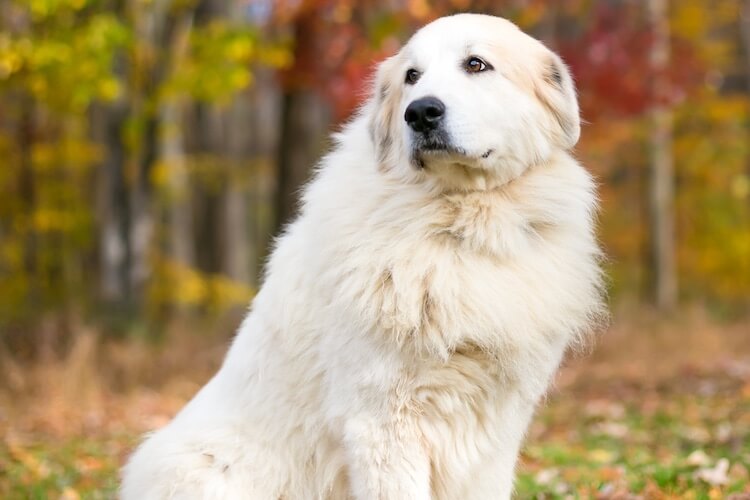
[342,415,431,500]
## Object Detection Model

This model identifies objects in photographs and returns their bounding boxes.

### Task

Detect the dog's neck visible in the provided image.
[425,152,594,261]
[422,156,538,193]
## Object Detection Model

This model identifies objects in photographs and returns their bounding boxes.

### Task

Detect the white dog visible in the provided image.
[122,13,605,499]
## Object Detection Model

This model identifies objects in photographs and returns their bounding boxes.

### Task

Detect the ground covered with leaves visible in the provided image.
[1,312,748,499]
[519,367,750,498]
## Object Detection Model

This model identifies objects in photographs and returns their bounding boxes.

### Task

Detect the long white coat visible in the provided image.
[121,14,605,500]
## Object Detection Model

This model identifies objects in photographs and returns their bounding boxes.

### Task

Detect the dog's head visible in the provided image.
[368,14,580,189]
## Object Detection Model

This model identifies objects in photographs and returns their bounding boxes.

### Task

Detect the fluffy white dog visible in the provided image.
[122,13,605,499]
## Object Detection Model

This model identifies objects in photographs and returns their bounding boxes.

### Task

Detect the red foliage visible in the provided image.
[560,3,704,119]
[274,0,411,120]
[273,2,705,121]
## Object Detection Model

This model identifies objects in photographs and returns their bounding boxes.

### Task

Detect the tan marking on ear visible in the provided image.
[368,55,403,172]
[487,34,581,150]
[547,62,563,86]
[533,53,581,149]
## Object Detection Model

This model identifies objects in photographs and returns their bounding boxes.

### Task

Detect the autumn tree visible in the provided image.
[648,0,677,310]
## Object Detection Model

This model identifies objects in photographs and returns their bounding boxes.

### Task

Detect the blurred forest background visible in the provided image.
[0,0,749,498]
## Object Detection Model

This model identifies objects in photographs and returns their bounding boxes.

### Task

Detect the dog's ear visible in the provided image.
[534,53,580,150]
[368,55,402,168]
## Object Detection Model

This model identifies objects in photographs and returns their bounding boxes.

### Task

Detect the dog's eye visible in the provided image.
[405,69,421,85]
[465,56,492,74]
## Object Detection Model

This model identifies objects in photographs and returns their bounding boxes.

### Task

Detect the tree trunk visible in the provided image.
[96,101,131,304]
[128,115,157,299]
[245,67,281,284]
[275,90,330,233]
[189,103,224,275]
[161,12,195,271]
[274,9,331,234]
[647,0,677,310]
[740,0,750,178]
[162,102,194,269]
[18,96,36,292]
[740,1,750,294]
[127,0,192,301]
[741,1,750,89]
[222,93,252,284]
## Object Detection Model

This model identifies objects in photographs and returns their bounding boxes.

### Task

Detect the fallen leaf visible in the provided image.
[695,458,730,486]
[593,421,630,438]
[686,449,711,467]
[535,467,558,485]
[59,487,80,500]
[729,462,749,482]
[588,448,616,464]
[715,422,732,443]
[598,465,625,482]
[584,400,625,419]
[682,426,712,444]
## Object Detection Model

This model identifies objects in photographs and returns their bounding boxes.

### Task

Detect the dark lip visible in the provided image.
[411,143,468,169]
[411,145,494,170]
[409,130,494,168]
[411,130,453,168]
[411,128,451,148]
[419,144,467,155]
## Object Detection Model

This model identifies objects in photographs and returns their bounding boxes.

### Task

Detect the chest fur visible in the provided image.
[326,192,592,363]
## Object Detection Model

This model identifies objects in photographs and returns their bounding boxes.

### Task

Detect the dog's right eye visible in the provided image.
[405,69,421,85]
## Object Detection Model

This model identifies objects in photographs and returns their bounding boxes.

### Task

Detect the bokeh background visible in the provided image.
[1,0,749,497]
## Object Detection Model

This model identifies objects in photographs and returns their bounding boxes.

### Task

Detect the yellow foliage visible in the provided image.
[672,0,738,67]
[150,258,255,313]
[731,175,749,200]
[97,77,121,100]
[229,69,252,90]
[0,47,23,79]
[407,0,430,20]
[0,240,23,268]
[31,139,101,173]
[514,3,545,30]
[226,38,255,62]
[29,0,90,18]
[257,45,293,69]
[671,2,707,39]
[32,210,78,232]
[150,160,171,190]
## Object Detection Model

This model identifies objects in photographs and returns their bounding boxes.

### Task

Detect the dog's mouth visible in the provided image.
[411,132,469,169]
[411,133,493,169]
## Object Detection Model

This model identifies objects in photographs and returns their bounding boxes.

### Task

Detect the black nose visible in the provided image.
[404,97,445,133]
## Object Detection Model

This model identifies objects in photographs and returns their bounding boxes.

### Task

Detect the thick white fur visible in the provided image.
[121,14,605,500]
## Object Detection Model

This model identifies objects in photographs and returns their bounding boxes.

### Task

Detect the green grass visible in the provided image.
[516,380,750,499]
[1,375,748,499]
[0,434,133,499]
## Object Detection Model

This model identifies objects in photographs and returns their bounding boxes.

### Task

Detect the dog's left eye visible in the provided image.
[405,69,421,85]
[465,56,492,74]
